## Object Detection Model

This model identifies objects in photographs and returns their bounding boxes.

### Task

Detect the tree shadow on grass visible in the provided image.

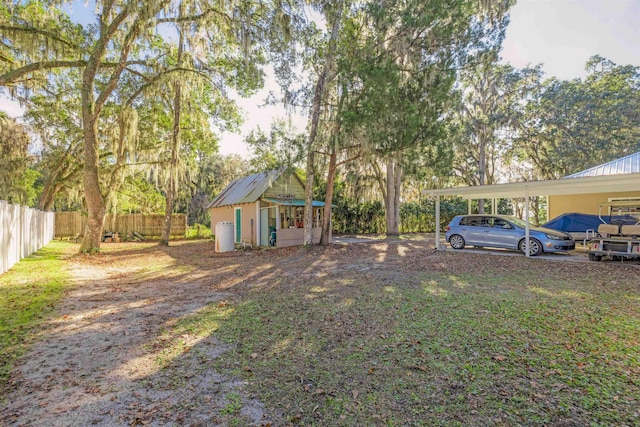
[2,239,638,426]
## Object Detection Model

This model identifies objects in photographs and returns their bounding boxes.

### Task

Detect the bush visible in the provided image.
[330,197,473,235]
[186,223,211,239]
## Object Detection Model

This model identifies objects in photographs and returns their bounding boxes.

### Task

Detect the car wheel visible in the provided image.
[449,234,465,249]
[519,238,542,256]
[588,253,602,262]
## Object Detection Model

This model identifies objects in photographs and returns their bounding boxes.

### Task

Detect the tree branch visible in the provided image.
[125,67,214,106]
[95,0,172,112]
[0,60,85,85]
[157,7,233,27]
[0,59,157,86]
[0,25,79,49]
[336,150,362,166]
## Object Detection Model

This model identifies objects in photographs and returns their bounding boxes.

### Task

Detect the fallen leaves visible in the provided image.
[4,239,639,427]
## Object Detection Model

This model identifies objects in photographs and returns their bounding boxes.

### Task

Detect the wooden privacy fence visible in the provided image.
[1,200,55,275]
[55,212,187,239]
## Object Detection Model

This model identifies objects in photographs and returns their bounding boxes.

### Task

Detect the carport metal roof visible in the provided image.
[424,172,640,200]
[424,172,640,257]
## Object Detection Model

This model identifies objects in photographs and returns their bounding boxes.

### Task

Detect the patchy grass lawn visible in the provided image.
[200,247,639,426]
[1,239,638,426]
[0,241,76,389]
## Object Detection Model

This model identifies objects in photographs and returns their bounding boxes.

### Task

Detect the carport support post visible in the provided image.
[435,195,441,250]
[525,186,530,258]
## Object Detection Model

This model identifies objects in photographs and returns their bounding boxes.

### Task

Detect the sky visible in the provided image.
[501,0,640,79]
[2,0,639,158]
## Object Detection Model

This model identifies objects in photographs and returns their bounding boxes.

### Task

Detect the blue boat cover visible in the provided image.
[543,212,636,232]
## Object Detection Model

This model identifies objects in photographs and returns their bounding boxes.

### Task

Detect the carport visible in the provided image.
[425,172,640,257]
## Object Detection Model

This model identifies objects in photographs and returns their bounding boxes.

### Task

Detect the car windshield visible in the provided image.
[503,216,530,228]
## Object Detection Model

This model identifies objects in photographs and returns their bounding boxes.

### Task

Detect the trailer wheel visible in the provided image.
[588,253,602,262]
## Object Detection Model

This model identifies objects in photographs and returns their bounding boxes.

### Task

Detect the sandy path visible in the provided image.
[1,245,270,426]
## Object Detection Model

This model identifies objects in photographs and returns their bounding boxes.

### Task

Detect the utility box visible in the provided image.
[215,222,234,252]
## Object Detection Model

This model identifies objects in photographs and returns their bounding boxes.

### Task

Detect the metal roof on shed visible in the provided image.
[566,151,640,178]
[208,169,284,208]
[263,198,326,207]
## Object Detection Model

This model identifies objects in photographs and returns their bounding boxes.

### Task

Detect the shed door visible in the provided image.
[260,208,269,246]
[235,208,242,243]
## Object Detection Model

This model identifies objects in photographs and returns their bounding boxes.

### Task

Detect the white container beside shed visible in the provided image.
[215,221,234,252]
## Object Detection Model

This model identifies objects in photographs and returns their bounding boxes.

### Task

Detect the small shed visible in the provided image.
[209,169,328,247]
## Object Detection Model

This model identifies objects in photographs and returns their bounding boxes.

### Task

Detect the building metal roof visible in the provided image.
[208,169,284,208]
[566,151,640,178]
[424,173,640,200]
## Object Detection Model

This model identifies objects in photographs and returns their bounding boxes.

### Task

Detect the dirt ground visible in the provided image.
[1,238,638,426]
[2,241,276,426]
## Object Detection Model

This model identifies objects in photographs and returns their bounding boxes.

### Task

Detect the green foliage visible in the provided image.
[317,178,473,234]
[451,55,542,186]
[23,73,84,210]
[246,120,305,173]
[187,153,250,226]
[338,0,514,160]
[516,56,640,179]
[0,1,83,79]
[400,198,469,233]
[333,199,386,234]
[221,392,243,415]
[13,168,42,207]
[116,176,166,214]
[315,177,385,234]
[185,223,211,239]
[0,115,41,206]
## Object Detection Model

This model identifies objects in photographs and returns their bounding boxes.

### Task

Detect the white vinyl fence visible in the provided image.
[0,200,55,275]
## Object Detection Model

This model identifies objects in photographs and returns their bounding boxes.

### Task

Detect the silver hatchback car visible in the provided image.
[445,214,575,256]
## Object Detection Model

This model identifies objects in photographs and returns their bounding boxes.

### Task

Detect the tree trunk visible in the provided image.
[160,81,182,246]
[385,157,402,236]
[478,132,486,214]
[303,63,328,246]
[320,148,337,245]
[79,36,106,253]
[160,109,181,247]
[38,180,59,211]
[160,175,177,245]
[303,151,315,246]
[39,183,64,211]
[303,3,343,247]
[394,162,401,231]
[75,3,157,253]
[160,18,184,246]
[78,11,126,253]
[79,113,105,253]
